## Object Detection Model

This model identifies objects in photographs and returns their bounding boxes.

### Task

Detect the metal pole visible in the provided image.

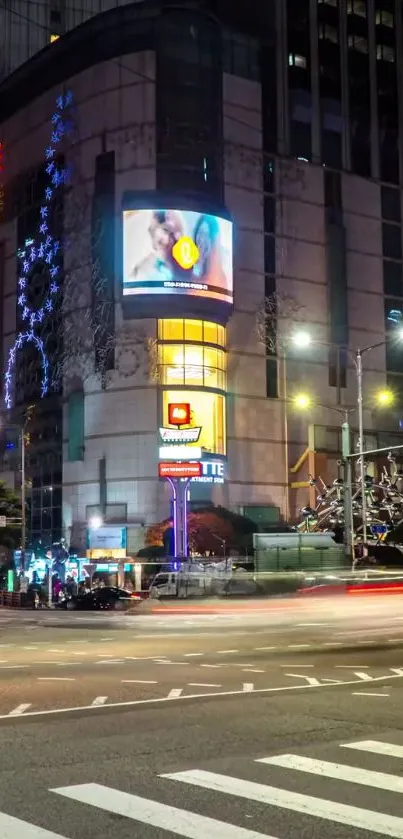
[282,353,290,522]
[48,561,53,609]
[356,350,367,545]
[20,429,26,578]
[342,420,353,562]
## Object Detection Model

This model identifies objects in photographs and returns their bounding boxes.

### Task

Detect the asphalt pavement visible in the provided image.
[1,599,403,837]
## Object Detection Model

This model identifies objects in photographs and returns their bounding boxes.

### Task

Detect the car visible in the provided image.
[57,586,141,611]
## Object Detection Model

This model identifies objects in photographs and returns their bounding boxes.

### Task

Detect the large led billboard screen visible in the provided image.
[122,209,233,308]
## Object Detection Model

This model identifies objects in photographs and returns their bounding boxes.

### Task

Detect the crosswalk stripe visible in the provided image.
[162,769,403,837]
[0,811,66,838]
[257,754,403,793]
[341,741,403,758]
[52,783,279,839]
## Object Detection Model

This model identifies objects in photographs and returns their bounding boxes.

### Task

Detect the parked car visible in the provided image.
[57,586,141,611]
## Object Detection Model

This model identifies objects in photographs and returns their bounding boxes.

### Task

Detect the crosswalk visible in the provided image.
[5,737,403,838]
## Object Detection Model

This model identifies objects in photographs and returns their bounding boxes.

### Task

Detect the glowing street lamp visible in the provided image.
[293,392,312,410]
[291,330,312,349]
[375,388,394,407]
[88,515,103,530]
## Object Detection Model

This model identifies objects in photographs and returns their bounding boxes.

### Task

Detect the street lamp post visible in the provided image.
[356,349,368,546]
[20,428,26,577]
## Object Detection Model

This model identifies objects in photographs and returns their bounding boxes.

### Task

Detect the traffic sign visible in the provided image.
[0,516,6,528]
[370,524,387,535]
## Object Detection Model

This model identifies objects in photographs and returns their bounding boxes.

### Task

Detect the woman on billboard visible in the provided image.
[193,214,229,292]
[130,210,185,283]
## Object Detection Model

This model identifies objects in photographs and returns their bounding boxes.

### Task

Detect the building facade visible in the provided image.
[0,0,402,553]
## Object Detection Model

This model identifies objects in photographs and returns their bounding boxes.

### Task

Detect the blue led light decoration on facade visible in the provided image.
[4,91,73,409]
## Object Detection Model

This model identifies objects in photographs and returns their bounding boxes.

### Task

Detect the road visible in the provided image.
[1,599,403,837]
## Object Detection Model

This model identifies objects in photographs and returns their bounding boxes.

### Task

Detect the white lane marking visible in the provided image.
[280,664,314,668]
[217,650,238,654]
[91,696,107,706]
[0,812,66,838]
[100,637,114,641]
[354,672,373,681]
[323,642,342,647]
[121,680,158,684]
[95,659,124,665]
[0,645,12,648]
[341,740,403,758]
[243,683,254,692]
[258,754,403,792]
[352,692,390,697]
[168,689,183,699]
[2,671,402,721]
[154,659,171,664]
[188,683,221,688]
[200,664,221,668]
[37,678,75,682]
[164,769,403,837]
[0,665,29,670]
[322,679,343,684]
[9,704,32,716]
[184,653,204,657]
[0,660,7,664]
[24,646,38,650]
[335,665,369,669]
[284,673,321,686]
[47,649,64,653]
[243,669,264,673]
[297,623,328,627]
[72,651,87,656]
[287,644,311,649]
[391,668,403,676]
[53,783,278,839]
[97,654,113,657]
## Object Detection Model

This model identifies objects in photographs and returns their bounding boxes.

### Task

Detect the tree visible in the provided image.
[0,480,22,550]
[144,506,255,556]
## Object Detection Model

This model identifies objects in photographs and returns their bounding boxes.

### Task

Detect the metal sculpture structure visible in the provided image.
[298,451,403,540]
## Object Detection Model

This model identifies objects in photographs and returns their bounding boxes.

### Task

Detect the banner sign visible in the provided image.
[159,427,201,443]
[159,462,202,479]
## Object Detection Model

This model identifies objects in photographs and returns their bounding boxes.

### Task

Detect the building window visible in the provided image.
[288,53,307,68]
[381,186,401,223]
[318,24,339,43]
[347,34,368,54]
[375,9,394,27]
[376,44,395,62]
[162,390,226,455]
[223,31,260,81]
[384,261,402,297]
[157,319,226,347]
[67,391,85,462]
[382,223,402,261]
[347,0,367,16]
[158,343,227,390]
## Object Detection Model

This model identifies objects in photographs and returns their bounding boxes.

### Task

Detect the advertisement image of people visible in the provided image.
[122,208,233,305]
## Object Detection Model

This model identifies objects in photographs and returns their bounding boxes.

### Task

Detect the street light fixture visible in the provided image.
[293,393,312,410]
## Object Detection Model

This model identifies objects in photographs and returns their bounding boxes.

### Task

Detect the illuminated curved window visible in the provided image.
[158,343,226,389]
[158,318,226,347]
[162,390,226,455]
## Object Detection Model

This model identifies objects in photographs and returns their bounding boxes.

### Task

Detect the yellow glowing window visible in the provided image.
[158,319,226,347]
[159,344,226,389]
[50,33,60,42]
[162,390,226,455]
[184,320,203,342]
[158,319,184,341]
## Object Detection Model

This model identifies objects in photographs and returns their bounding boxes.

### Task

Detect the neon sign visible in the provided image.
[0,141,4,222]
[4,91,73,409]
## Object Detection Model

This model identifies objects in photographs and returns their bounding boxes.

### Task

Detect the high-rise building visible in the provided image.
[0,0,402,553]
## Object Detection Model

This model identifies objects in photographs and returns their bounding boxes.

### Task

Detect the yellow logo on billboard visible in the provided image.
[172,236,200,270]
